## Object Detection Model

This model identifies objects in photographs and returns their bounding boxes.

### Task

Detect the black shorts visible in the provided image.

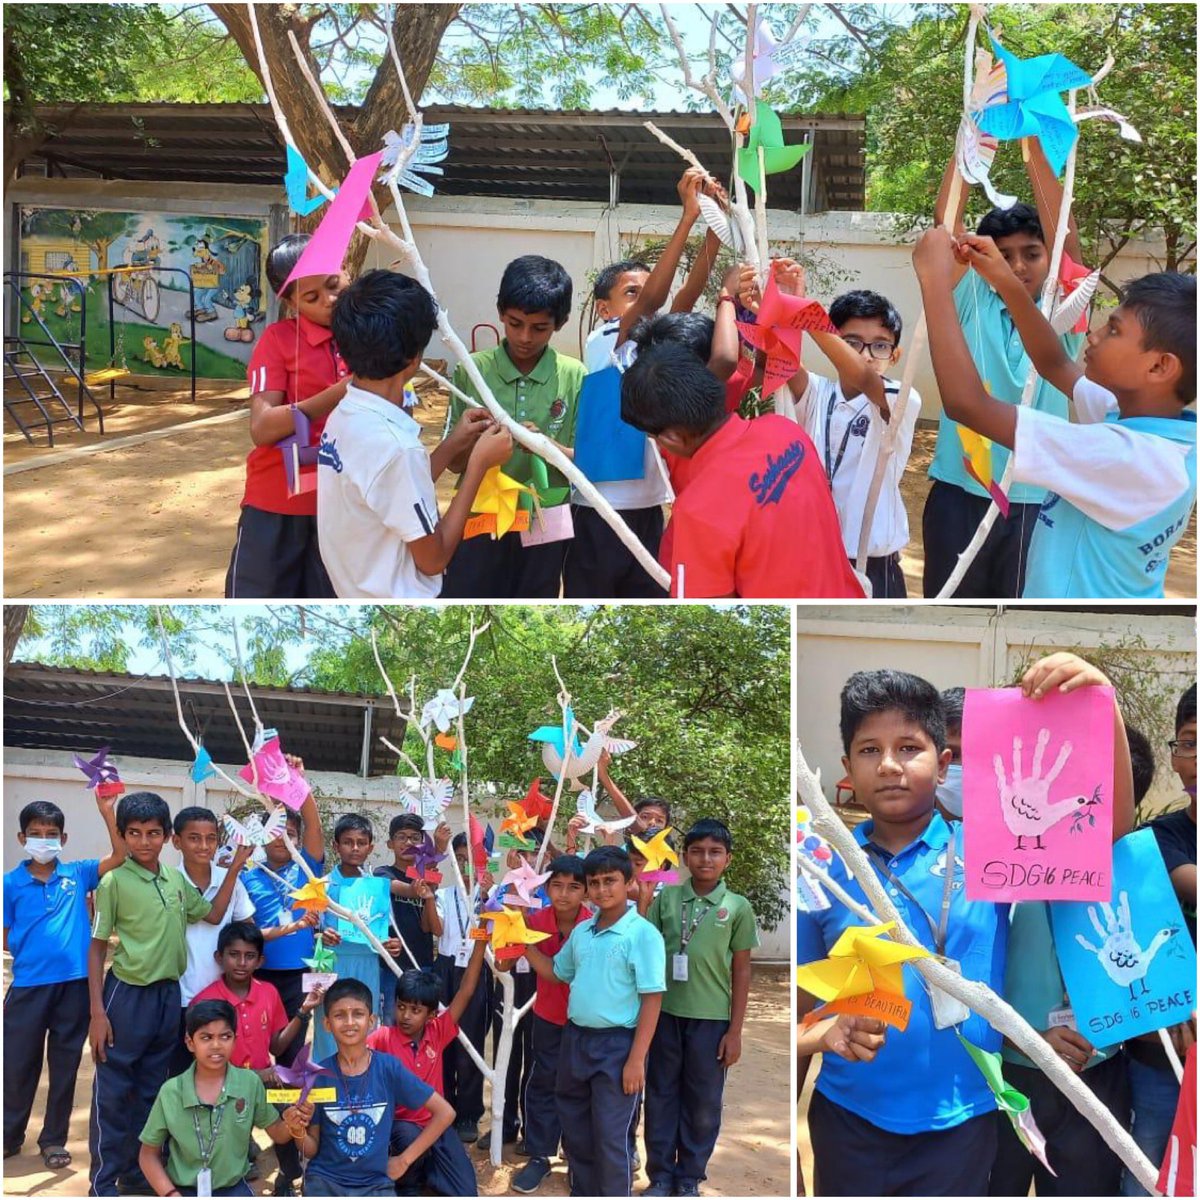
[563,505,669,599]
[225,506,336,598]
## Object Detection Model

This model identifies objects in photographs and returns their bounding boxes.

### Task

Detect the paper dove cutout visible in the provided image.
[957,426,1011,517]
[381,122,450,197]
[736,105,810,193]
[975,34,1093,176]
[303,941,338,974]
[1074,105,1142,144]
[519,779,556,823]
[239,736,312,812]
[737,273,838,399]
[528,706,585,765]
[482,907,551,960]
[74,746,121,789]
[421,688,475,734]
[469,466,536,538]
[632,828,678,873]
[191,747,217,784]
[731,22,808,102]
[696,192,744,255]
[289,875,332,914]
[274,1045,335,1105]
[1049,259,1100,336]
[283,151,385,289]
[957,1033,1057,1176]
[401,777,454,831]
[278,406,318,498]
[794,922,930,1031]
[499,860,551,908]
[222,808,287,866]
[532,710,637,786]
[575,789,637,837]
[283,143,332,216]
[955,115,1017,211]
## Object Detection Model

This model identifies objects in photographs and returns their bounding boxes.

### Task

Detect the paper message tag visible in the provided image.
[469,927,491,941]
[302,972,337,993]
[267,1087,337,1104]
[672,953,690,983]
[930,958,970,1030]
[520,504,575,547]
[802,990,914,1033]
[464,510,531,540]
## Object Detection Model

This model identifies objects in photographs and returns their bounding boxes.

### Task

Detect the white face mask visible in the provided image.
[936,763,964,818]
[24,838,62,864]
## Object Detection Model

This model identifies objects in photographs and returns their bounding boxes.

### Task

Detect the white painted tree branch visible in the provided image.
[533,656,577,873]
[795,744,1162,1195]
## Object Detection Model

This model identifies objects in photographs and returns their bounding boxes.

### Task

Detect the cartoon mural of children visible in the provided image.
[190,238,226,322]
[224,283,257,342]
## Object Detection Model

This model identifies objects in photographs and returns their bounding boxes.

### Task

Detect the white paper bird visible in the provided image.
[1049,268,1100,335]
[222,808,288,865]
[402,778,454,830]
[575,788,637,837]
[540,711,637,789]
[697,193,744,254]
[420,689,475,734]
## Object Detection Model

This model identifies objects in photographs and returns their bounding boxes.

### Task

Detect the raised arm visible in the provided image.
[671,227,721,314]
[1022,138,1083,264]
[447,936,488,1025]
[933,153,970,288]
[202,844,253,924]
[96,789,125,877]
[597,750,637,824]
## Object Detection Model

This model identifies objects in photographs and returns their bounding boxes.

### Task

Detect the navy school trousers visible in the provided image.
[390,1121,479,1196]
[522,1013,565,1159]
[3,978,90,1153]
[433,954,489,1125]
[88,974,181,1197]
[557,1022,640,1197]
[644,1012,728,1190]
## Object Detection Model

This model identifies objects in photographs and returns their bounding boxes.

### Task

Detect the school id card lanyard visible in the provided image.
[672,897,711,983]
[823,394,870,483]
[192,1097,226,1197]
[864,828,969,1029]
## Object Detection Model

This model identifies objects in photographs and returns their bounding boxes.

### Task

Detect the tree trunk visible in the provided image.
[210,3,461,275]
[4,606,29,670]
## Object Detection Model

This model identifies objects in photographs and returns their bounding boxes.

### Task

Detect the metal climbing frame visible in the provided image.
[3,271,104,445]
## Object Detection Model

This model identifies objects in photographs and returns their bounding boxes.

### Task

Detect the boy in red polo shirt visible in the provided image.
[497,855,591,1194]
[620,343,864,599]
[367,934,487,1196]
[225,233,350,599]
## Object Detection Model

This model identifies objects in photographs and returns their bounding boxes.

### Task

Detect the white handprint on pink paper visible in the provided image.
[993,727,1098,851]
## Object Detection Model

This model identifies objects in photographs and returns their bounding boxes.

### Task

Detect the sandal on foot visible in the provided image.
[41,1147,71,1169]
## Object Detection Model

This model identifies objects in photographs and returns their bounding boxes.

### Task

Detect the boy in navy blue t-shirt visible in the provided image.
[3,798,123,1167]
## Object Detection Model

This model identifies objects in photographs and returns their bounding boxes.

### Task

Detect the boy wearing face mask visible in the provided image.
[936,687,966,820]
[3,798,123,1168]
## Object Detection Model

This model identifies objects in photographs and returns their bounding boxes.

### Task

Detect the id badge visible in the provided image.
[196,1167,213,1197]
[930,957,970,1030]
[516,956,531,974]
[672,953,689,983]
[1048,1004,1077,1031]
[454,943,471,968]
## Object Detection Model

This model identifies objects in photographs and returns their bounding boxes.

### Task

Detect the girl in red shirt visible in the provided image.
[225,234,350,597]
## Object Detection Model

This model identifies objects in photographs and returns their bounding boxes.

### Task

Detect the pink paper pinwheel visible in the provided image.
[499,860,551,909]
[239,736,311,812]
[273,1045,334,1104]
[737,273,837,398]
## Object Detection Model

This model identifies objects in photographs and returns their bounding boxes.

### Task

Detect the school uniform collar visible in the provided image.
[13,859,64,886]
[120,856,172,884]
[494,342,556,386]
[297,312,335,347]
[1114,408,1197,443]
[589,905,640,936]
[854,809,951,858]
[207,976,261,1007]
[179,1063,232,1110]
[681,878,727,907]
[343,382,420,431]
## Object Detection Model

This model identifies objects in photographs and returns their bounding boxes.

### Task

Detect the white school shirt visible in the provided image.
[794,372,921,559]
[316,383,441,599]
[573,321,673,511]
[179,863,256,1005]
[436,883,478,960]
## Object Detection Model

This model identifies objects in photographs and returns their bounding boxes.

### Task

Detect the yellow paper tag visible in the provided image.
[266,1087,336,1104]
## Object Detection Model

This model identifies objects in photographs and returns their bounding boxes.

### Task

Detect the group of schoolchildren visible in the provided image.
[224,138,1196,603]
[797,662,1197,1197]
[4,755,759,1198]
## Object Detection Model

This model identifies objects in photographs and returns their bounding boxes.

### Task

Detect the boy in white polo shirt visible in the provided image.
[317,269,512,598]
[915,227,1196,599]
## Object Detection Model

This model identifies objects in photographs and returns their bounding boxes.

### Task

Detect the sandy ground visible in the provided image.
[0,965,791,1198]
[4,375,1195,598]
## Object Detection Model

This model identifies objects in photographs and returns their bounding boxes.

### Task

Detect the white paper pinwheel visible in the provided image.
[402,778,454,830]
[731,22,808,102]
[575,788,637,837]
[420,689,475,734]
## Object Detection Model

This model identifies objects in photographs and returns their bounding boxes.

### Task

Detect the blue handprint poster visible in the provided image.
[1051,828,1196,1048]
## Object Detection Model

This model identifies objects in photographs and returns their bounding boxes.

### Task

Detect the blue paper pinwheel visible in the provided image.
[284,144,333,216]
[976,35,1093,176]
[191,747,218,784]
[381,123,450,198]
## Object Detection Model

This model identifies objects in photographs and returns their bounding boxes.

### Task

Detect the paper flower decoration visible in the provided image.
[239,736,311,812]
[736,273,838,398]
[795,922,930,1030]
[191,747,217,784]
[284,144,331,216]
[381,122,450,197]
[519,779,556,823]
[290,875,331,914]
[421,688,475,734]
[632,828,678,873]
[957,426,1011,518]
[731,22,808,102]
[975,34,1093,176]
[278,406,318,498]
[303,942,338,974]
[736,104,811,193]
[482,907,551,960]
[274,1045,334,1104]
[575,789,637,837]
[469,466,536,538]
[499,860,551,908]
[958,1033,1056,1175]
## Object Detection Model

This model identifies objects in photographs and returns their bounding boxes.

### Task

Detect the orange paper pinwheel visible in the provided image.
[289,875,332,914]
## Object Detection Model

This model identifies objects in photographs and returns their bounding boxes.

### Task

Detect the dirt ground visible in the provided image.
[1,966,791,1199]
[4,375,1195,598]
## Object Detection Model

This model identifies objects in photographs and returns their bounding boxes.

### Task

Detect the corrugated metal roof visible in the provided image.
[3,662,408,777]
[20,101,866,210]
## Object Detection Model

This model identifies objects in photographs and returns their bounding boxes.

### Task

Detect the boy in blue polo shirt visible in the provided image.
[523,845,666,1197]
[4,797,123,1169]
[797,655,1134,1196]
[914,226,1196,600]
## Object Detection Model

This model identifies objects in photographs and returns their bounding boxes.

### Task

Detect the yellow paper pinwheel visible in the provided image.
[500,801,538,838]
[795,922,929,1031]
[632,827,678,873]
[482,907,552,958]
[470,466,536,538]
[289,875,332,914]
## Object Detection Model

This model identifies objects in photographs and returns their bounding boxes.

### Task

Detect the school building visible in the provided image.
[6,100,1170,410]
[2,661,790,958]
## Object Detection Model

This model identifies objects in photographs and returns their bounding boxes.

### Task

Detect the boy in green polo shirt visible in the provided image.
[139,998,303,1198]
[643,819,758,1198]
[441,254,586,599]
[87,792,252,1197]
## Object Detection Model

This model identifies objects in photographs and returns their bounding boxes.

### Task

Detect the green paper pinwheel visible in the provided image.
[736,105,810,193]
[519,455,570,511]
[303,941,338,974]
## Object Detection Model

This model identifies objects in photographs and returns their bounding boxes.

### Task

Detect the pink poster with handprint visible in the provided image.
[962,685,1114,902]
[238,736,311,812]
